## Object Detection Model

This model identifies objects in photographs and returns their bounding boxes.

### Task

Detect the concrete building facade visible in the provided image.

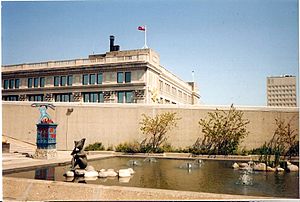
[2,36,200,105]
[266,75,297,107]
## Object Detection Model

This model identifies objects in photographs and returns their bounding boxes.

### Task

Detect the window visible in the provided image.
[90,74,96,85]
[165,83,170,93]
[83,74,88,85]
[14,79,20,89]
[4,80,8,89]
[172,87,176,95]
[57,93,73,102]
[28,94,44,102]
[97,73,103,84]
[117,72,123,83]
[40,77,45,88]
[34,78,39,88]
[84,93,89,102]
[55,94,71,102]
[2,95,19,101]
[117,92,124,103]
[82,92,104,103]
[60,76,66,86]
[159,80,163,91]
[90,92,98,102]
[67,75,73,86]
[99,92,104,103]
[9,79,14,89]
[125,72,131,83]
[178,90,182,98]
[125,91,133,103]
[28,78,33,88]
[54,76,59,86]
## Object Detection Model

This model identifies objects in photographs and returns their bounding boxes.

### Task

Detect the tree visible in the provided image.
[140,112,180,153]
[269,118,298,161]
[197,104,250,155]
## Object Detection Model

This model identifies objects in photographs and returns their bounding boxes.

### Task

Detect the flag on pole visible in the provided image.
[138,25,148,48]
[138,26,146,31]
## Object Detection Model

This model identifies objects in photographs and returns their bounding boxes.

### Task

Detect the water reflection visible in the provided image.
[179,159,204,172]
[127,159,142,167]
[144,157,158,163]
[35,167,55,180]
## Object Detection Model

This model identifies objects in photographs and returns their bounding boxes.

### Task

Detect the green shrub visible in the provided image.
[161,143,174,152]
[115,142,140,153]
[84,142,105,151]
[106,145,114,151]
[140,112,180,153]
[197,104,250,155]
[174,147,190,153]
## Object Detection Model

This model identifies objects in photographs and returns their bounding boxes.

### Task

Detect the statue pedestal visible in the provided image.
[34,148,57,159]
[34,123,58,159]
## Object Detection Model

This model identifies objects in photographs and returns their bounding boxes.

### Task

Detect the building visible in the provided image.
[266,75,297,107]
[2,36,200,105]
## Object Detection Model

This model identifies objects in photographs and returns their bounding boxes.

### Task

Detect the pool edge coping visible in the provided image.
[3,176,278,201]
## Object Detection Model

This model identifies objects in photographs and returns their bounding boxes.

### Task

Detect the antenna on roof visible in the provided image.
[192,70,195,82]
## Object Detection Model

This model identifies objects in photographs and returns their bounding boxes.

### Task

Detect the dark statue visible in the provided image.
[71,138,88,170]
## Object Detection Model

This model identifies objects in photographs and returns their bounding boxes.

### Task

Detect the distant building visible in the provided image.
[2,36,200,104]
[266,75,297,107]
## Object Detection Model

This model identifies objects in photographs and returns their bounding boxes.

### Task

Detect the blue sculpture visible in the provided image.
[31,103,55,123]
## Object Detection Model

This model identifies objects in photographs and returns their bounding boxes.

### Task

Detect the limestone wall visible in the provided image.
[2,102,298,151]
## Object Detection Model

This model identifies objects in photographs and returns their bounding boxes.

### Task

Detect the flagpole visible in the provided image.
[144,25,148,49]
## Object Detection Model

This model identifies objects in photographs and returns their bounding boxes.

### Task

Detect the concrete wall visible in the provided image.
[2,102,299,151]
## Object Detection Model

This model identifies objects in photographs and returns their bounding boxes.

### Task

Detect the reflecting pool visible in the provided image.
[5,157,299,198]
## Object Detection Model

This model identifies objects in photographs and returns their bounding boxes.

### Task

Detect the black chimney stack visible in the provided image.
[109,35,120,52]
[110,35,115,51]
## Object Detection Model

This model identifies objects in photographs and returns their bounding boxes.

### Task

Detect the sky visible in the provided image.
[2,0,299,106]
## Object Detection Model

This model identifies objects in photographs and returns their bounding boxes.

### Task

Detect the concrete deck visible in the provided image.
[3,176,271,201]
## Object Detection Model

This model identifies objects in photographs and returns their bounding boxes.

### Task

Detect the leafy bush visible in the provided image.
[115,141,140,153]
[249,118,299,167]
[140,112,181,153]
[193,104,250,155]
[106,145,114,151]
[84,142,105,151]
[270,118,298,159]
[161,143,174,152]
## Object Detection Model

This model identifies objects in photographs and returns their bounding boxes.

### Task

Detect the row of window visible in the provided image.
[2,95,19,101]
[3,72,133,89]
[117,91,133,103]
[83,92,104,103]
[268,85,296,89]
[268,94,296,98]
[55,93,73,102]
[82,91,132,103]
[3,79,20,89]
[268,98,296,102]
[28,94,44,101]
[268,89,296,94]
[28,77,45,88]
[54,76,73,87]
[269,103,297,107]
[117,72,131,83]
[159,80,191,102]
[82,73,102,85]
[3,91,134,103]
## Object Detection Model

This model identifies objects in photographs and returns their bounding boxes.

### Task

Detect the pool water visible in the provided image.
[5,157,299,198]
